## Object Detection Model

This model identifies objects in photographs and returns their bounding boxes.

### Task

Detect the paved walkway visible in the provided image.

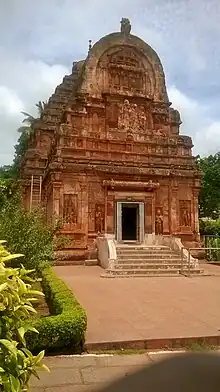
[32,353,153,391]
[55,264,220,345]
[31,351,220,391]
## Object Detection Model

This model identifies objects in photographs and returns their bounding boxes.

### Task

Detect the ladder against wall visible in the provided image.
[29,175,42,210]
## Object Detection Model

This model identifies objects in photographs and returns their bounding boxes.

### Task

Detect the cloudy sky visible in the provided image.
[0,0,220,165]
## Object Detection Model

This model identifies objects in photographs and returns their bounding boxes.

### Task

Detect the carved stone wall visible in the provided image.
[63,194,78,224]
[20,19,201,257]
[179,200,191,227]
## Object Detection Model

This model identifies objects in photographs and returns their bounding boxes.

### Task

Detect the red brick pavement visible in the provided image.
[54,264,220,346]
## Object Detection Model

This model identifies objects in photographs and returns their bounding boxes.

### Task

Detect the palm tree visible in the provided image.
[17,101,48,135]
[13,101,48,173]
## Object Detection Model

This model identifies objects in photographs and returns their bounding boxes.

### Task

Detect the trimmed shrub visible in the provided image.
[26,267,87,354]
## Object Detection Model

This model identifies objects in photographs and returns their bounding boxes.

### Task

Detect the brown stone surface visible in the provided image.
[21,19,201,258]
[31,351,220,391]
[31,353,152,391]
[55,265,220,345]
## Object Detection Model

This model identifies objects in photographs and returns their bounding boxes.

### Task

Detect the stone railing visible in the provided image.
[96,235,117,269]
[144,234,199,268]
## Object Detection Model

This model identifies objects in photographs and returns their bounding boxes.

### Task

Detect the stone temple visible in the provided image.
[21,19,202,273]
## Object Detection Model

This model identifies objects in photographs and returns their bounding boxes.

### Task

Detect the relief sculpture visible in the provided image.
[63,194,77,224]
[118,99,147,132]
[108,48,145,94]
[179,200,191,227]
[155,208,163,235]
[95,204,105,233]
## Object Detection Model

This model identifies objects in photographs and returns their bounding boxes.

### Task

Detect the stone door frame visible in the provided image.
[116,201,145,243]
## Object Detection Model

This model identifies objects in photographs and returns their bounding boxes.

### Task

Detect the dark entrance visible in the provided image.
[122,203,139,241]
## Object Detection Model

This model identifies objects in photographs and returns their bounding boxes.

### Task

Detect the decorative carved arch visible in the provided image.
[96,45,155,98]
[78,32,169,103]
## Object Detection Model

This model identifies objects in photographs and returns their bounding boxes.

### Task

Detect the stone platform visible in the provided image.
[54,263,220,349]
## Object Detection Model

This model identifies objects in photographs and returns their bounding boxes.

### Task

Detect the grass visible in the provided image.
[186,341,218,352]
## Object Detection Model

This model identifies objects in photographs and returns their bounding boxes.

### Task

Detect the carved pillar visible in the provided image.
[52,172,62,220]
[139,202,145,242]
[152,192,156,234]
[145,196,153,233]
[53,182,61,219]
[80,179,88,238]
[116,202,122,242]
[193,187,200,239]
[169,182,178,235]
[107,194,114,234]
[104,185,107,233]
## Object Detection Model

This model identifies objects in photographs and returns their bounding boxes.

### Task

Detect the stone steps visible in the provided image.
[116,247,171,252]
[102,244,203,278]
[117,255,182,261]
[117,251,177,257]
[115,263,189,270]
[103,268,202,277]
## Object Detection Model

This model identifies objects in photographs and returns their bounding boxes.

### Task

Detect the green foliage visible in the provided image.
[26,267,87,354]
[12,100,48,176]
[0,241,49,391]
[199,218,220,261]
[196,153,220,218]
[199,218,220,236]
[206,237,220,261]
[13,132,31,177]
[53,235,72,251]
[0,166,17,208]
[204,235,220,262]
[0,195,59,271]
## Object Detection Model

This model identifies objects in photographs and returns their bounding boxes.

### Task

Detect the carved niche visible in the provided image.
[63,194,78,225]
[95,204,105,233]
[118,99,148,132]
[108,48,146,95]
[106,103,119,128]
[155,207,163,235]
[179,200,191,227]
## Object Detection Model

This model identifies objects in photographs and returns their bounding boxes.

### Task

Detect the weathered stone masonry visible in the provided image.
[20,19,201,259]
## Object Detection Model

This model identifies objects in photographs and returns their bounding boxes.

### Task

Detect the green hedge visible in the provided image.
[26,267,87,354]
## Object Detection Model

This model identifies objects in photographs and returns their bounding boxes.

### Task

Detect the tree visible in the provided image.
[13,100,48,175]
[196,152,220,218]
[0,166,17,208]
[17,100,48,136]
[0,101,49,208]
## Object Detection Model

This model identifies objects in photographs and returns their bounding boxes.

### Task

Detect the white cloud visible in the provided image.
[0,87,23,116]
[168,86,220,156]
[0,58,69,165]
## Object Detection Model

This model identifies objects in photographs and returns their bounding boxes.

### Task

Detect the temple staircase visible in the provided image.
[102,244,203,278]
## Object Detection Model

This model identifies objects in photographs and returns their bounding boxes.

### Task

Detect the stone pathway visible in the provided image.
[31,351,220,391]
[30,351,183,391]
[54,264,220,347]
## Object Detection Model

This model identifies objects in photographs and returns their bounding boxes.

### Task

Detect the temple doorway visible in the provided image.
[116,201,145,243]
[122,203,139,241]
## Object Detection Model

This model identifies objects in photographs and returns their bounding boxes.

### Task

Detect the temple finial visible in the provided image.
[120,18,131,35]
[88,39,92,54]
